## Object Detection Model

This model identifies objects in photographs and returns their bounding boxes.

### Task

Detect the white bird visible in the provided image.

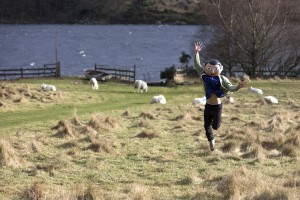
[248,86,263,95]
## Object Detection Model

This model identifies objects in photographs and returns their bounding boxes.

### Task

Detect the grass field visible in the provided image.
[0,77,299,200]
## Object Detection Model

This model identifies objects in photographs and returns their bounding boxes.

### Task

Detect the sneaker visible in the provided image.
[209,139,215,151]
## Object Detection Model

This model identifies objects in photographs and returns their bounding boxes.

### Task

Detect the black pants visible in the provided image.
[204,103,222,141]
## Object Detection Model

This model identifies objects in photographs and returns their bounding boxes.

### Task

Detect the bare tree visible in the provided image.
[201,0,300,77]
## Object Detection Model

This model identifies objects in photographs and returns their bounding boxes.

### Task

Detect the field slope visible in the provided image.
[0,77,299,199]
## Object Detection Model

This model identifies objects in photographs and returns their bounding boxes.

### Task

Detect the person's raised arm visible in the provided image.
[194,42,204,75]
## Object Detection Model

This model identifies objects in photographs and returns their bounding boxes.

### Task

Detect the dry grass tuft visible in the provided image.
[256,98,268,105]
[0,139,21,166]
[261,110,291,133]
[139,111,155,120]
[281,144,299,158]
[81,125,98,135]
[125,184,151,200]
[87,139,115,153]
[0,101,5,107]
[122,109,130,116]
[20,182,45,200]
[59,140,78,149]
[283,178,300,188]
[253,190,289,200]
[73,184,101,200]
[284,133,300,147]
[135,130,161,139]
[104,116,117,128]
[218,166,260,199]
[242,143,265,160]
[52,120,76,138]
[221,140,240,153]
[31,139,41,153]
[137,118,153,128]
[71,110,81,126]
[13,94,28,103]
[87,114,118,131]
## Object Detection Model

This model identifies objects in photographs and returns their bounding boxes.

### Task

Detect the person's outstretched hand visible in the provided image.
[194,41,203,54]
[238,80,248,89]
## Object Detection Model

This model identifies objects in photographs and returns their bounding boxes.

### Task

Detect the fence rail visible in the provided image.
[0,62,60,80]
[94,64,136,82]
[222,70,300,77]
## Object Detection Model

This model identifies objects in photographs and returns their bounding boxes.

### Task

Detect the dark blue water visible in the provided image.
[0,24,208,80]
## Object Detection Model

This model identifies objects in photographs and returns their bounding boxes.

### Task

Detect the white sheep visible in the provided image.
[90,78,99,90]
[41,83,56,91]
[193,96,206,105]
[151,95,166,104]
[134,80,148,93]
[263,96,278,104]
[248,86,263,95]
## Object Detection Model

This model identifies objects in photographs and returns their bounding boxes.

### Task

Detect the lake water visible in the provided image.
[0,24,209,80]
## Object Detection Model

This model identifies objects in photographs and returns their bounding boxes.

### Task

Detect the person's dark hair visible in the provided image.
[204,59,223,70]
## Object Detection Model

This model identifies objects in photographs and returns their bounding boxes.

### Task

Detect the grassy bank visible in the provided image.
[0,77,300,199]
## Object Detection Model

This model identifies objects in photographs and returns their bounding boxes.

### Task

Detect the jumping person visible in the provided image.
[194,41,247,151]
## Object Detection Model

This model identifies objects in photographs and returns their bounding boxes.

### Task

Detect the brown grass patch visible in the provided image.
[0,101,5,107]
[87,114,117,132]
[31,140,41,153]
[20,181,45,200]
[137,118,153,128]
[80,125,98,135]
[87,139,115,153]
[221,140,240,153]
[125,184,151,200]
[241,143,265,160]
[281,144,299,158]
[71,110,81,126]
[135,130,161,139]
[0,139,21,166]
[52,120,76,138]
[139,111,155,120]
[218,166,264,199]
[122,109,130,116]
[262,109,294,133]
[253,190,289,200]
[59,140,78,149]
[72,184,102,200]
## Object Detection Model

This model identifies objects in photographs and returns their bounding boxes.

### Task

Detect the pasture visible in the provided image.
[0,77,299,199]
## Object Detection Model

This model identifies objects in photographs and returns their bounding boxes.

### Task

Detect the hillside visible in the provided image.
[0,0,207,24]
[0,78,300,199]
[116,0,205,24]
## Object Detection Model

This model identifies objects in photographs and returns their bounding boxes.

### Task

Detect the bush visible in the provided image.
[160,65,176,80]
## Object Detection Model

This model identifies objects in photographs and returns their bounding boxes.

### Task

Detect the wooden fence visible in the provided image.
[222,70,300,78]
[94,64,136,82]
[0,62,61,80]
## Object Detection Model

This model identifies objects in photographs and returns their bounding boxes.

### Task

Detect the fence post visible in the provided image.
[95,63,97,71]
[56,62,61,77]
[134,65,136,81]
[21,68,23,78]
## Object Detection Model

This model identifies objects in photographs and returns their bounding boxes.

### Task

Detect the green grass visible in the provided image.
[0,77,300,199]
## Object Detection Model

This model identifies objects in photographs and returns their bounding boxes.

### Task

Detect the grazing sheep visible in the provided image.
[151,95,166,104]
[41,83,56,91]
[90,78,99,90]
[248,86,263,94]
[263,96,278,104]
[134,80,148,93]
[193,96,206,105]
